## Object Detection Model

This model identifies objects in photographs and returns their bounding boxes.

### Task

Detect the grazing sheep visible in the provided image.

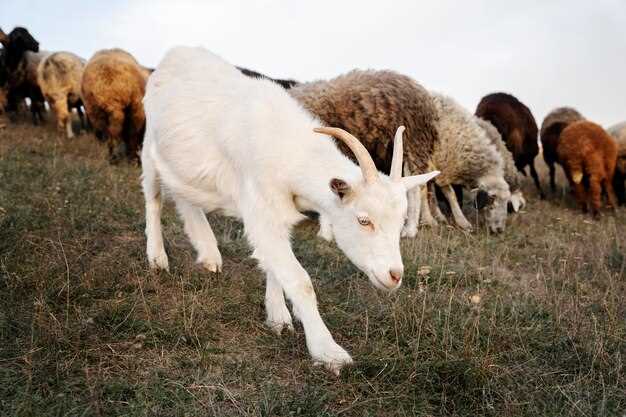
[37,51,86,138]
[540,107,585,191]
[289,69,439,237]
[81,48,151,162]
[475,92,544,198]
[427,92,511,232]
[236,66,298,89]
[607,121,626,205]
[142,46,439,373]
[475,117,526,212]
[0,27,47,123]
[557,120,618,216]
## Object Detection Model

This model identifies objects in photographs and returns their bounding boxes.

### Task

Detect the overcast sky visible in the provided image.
[2,0,625,126]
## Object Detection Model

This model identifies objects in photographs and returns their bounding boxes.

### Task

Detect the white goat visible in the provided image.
[141,47,439,374]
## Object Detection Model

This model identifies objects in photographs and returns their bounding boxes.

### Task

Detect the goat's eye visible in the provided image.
[357,217,372,227]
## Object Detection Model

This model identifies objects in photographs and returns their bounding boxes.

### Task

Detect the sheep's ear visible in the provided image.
[401,170,440,191]
[330,178,351,200]
[474,190,490,209]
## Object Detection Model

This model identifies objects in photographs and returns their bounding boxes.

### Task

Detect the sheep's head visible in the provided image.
[7,27,39,54]
[474,175,511,233]
[315,126,439,291]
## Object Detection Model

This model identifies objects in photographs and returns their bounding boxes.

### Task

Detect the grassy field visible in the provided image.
[0,116,624,417]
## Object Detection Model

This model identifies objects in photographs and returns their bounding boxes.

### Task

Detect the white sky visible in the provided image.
[2,0,625,126]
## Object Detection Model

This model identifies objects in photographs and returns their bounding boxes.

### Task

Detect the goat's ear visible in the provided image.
[401,170,440,191]
[330,178,351,200]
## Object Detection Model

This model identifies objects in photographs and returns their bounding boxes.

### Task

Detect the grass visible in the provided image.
[0,116,624,416]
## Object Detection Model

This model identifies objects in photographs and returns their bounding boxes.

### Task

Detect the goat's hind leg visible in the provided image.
[142,152,169,270]
[175,199,223,273]
[265,272,294,334]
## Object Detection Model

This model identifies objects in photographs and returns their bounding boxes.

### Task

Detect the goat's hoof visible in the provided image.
[312,342,353,376]
[148,253,169,272]
[198,258,222,273]
[401,224,418,238]
[266,319,294,335]
[458,221,473,231]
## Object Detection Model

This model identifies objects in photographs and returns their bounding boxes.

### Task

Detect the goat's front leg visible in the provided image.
[317,213,334,241]
[441,185,472,230]
[244,214,352,374]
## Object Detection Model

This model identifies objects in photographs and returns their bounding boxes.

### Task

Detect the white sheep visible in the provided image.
[141,47,439,374]
[427,92,511,232]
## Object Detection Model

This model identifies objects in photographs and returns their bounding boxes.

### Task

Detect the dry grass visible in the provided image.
[0,115,624,416]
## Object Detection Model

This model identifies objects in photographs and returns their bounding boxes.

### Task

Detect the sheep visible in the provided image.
[607,121,626,205]
[557,120,618,216]
[540,107,585,192]
[426,92,511,232]
[289,69,439,237]
[475,117,526,212]
[81,48,151,162]
[0,27,47,123]
[236,66,298,89]
[475,92,544,198]
[37,51,86,138]
[142,46,439,374]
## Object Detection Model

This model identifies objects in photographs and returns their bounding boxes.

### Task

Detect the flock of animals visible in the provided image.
[2,26,625,374]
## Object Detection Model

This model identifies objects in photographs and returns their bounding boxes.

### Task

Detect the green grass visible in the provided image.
[0,118,624,416]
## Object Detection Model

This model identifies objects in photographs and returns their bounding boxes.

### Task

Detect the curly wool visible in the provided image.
[37,51,85,136]
[475,117,523,192]
[540,107,584,164]
[81,48,150,161]
[607,121,626,158]
[429,93,503,189]
[289,69,438,175]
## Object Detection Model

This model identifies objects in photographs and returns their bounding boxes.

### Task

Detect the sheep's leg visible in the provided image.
[548,163,557,192]
[317,213,334,241]
[588,175,602,217]
[242,193,351,375]
[142,151,168,271]
[401,165,420,237]
[107,109,125,163]
[76,105,86,131]
[419,185,438,227]
[529,161,545,199]
[613,171,625,206]
[50,96,74,139]
[175,198,222,273]
[441,185,472,230]
[602,176,618,211]
[430,184,447,223]
[265,272,294,334]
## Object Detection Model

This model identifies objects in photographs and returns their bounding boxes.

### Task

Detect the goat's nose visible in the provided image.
[389,269,403,283]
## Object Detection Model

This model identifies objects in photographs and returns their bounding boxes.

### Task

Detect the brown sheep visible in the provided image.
[37,51,86,138]
[540,107,584,192]
[81,48,151,163]
[289,69,439,237]
[607,121,626,205]
[475,92,544,198]
[557,121,618,216]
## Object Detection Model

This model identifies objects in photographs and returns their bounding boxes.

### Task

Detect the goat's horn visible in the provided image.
[390,126,405,181]
[314,126,378,184]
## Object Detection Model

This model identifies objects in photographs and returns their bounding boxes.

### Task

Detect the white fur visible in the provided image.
[141,47,438,374]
